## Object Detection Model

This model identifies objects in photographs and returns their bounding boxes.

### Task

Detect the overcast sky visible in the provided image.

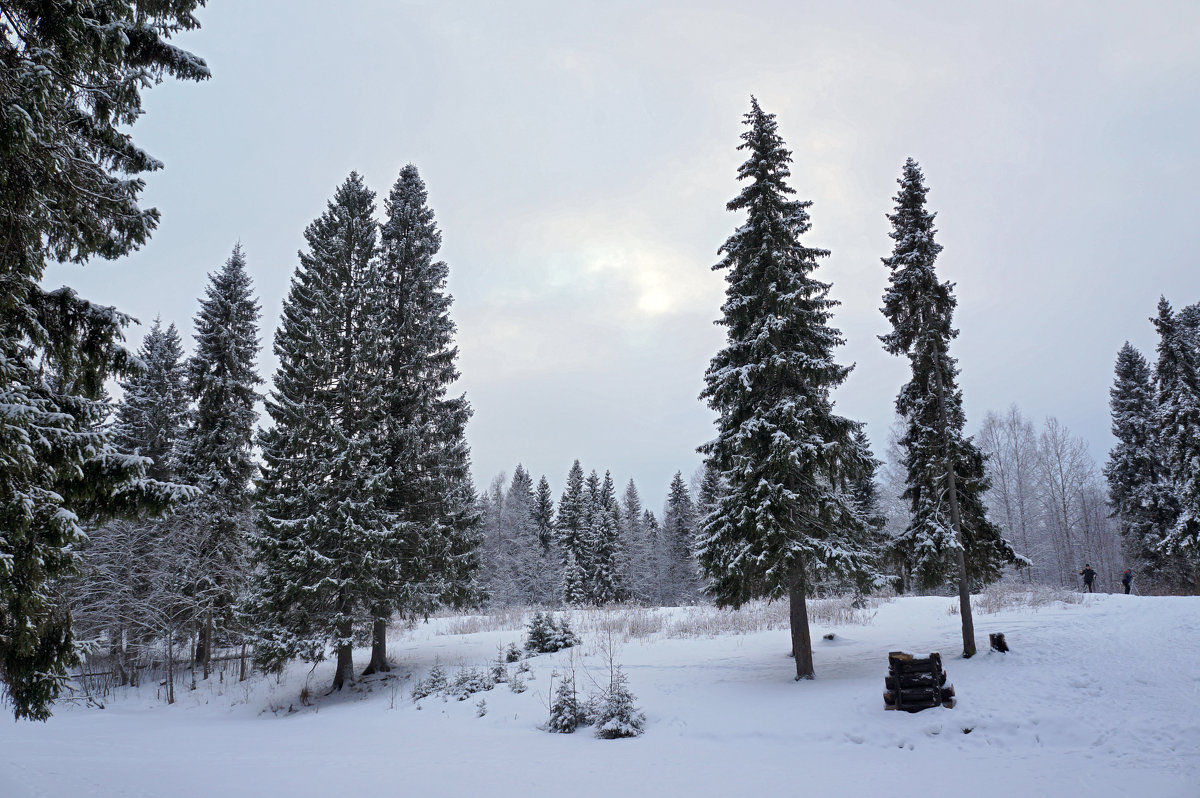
[45,0,1200,511]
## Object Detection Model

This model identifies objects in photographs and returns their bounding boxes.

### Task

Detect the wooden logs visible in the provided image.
[883,651,955,712]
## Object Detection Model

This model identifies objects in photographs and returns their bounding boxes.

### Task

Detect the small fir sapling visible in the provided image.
[509,673,527,694]
[552,615,580,650]
[411,663,448,701]
[449,666,493,700]
[489,648,509,683]
[525,612,556,653]
[594,667,646,739]
[475,698,487,717]
[547,672,582,733]
[505,642,522,663]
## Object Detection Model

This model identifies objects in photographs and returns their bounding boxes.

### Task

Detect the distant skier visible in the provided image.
[1121,568,1133,595]
[1079,564,1097,593]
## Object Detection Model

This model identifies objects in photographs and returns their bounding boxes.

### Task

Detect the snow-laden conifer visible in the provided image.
[558,461,589,604]
[356,165,482,673]
[698,98,879,680]
[251,173,382,691]
[879,158,1021,657]
[533,475,557,554]
[594,667,646,739]
[176,244,261,675]
[661,472,700,605]
[1153,299,1200,562]
[0,1,206,719]
[1104,342,1191,590]
[71,321,191,688]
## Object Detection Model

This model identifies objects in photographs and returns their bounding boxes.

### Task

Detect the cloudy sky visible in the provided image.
[46,0,1200,510]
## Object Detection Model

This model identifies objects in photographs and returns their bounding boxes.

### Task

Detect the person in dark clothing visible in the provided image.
[1121,569,1133,595]
[1080,564,1097,592]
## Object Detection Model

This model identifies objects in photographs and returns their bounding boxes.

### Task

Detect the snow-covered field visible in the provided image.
[3,593,1197,798]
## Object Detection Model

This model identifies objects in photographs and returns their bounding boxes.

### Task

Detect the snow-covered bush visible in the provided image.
[525,612,579,654]
[504,642,522,663]
[594,667,645,739]
[411,664,447,701]
[525,612,556,653]
[449,667,493,701]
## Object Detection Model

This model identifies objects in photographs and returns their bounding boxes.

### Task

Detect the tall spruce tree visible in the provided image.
[176,244,261,675]
[879,158,1020,657]
[698,98,878,679]
[1153,299,1200,566]
[251,173,382,691]
[558,461,588,605]
[661,472,700,605]
[0,1,207,720]
[533,476,557,555]
[72,320,190,685]
[620,479,652,603]
[358,164,480,671]
[1104,342,1191,590]
[587,471,623,605]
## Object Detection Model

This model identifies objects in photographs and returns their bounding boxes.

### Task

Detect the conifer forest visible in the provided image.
[1,2,1198,797]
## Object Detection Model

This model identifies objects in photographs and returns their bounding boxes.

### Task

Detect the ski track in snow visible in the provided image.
[1,594,1196,797]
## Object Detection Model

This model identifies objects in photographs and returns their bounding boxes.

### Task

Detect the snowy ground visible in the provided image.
[2,593,1197,798]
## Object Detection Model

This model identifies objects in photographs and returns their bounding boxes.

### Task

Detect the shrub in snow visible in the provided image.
[525,612,556,653]
[594,668,645,739]
[552,615,580,650]
[547,674,583,733]
[505,642,522,663]
[411,664,447,701]
[475,698,487,717]
[525,612,579,654]
[450,667,494,701]
[509,673,527,694]
[489,651,509,684]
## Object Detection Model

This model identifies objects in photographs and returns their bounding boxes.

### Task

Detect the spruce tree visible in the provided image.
[587,471,623,605]
[176,244,261,675]
[73,321,190,684]
[879,158,1020,657]
[557,461,588,604]
[0,1,207,720]
[1104,342,1190,590]
[359,164,481,670]
[698,98,878,679]
[251,173,382,691]
[112,320,189,482]
[533,476,556,555]
[620,479,651,603]
[1153,299,1200,565]
[661,472,700,605]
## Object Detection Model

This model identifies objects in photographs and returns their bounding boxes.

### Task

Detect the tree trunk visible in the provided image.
[239,641,248,682]
[932,351,976,658]
[330,620,354,692]
[201,612,213,680]
[789,562,814,680]
[166,629,176,705]
[362,614,391,676]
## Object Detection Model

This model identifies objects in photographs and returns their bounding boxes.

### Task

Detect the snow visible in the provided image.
[2,594,1197,797]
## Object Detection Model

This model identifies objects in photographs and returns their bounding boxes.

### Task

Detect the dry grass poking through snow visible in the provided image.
[947,582,1085,615]
[433,597,890,642]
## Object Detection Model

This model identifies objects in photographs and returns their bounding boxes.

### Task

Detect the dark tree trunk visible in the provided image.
[933,351,976,658]
[330,620,354,692]
[239,641,248,682]
[789,562,814,680]
[201,612,213,680]
[362,615,391,676]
